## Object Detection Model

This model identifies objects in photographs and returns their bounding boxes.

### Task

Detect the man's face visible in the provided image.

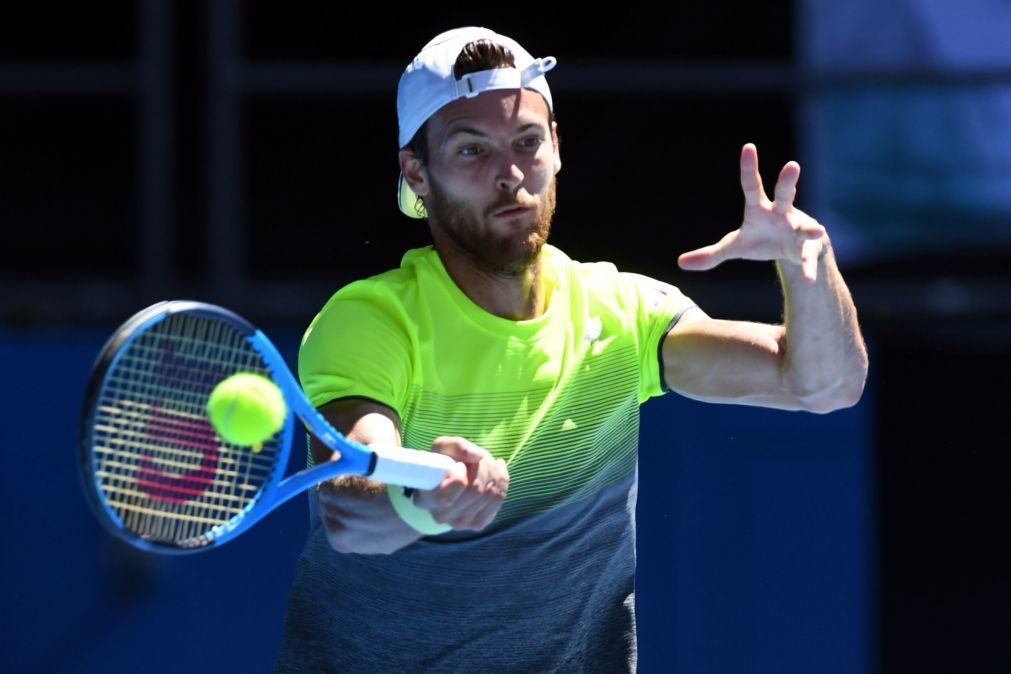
[420,88,559,274]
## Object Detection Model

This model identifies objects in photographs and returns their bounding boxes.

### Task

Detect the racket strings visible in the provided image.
[92,312,284,547]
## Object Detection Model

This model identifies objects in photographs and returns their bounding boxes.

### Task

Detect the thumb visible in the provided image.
[677,230,739,272]
[431,436,488,464]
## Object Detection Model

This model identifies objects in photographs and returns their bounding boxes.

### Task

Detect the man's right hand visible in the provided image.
[311,400,510,552]
[415,436,509,531]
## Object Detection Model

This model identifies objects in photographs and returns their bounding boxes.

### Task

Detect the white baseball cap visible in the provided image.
[396,27,558,219]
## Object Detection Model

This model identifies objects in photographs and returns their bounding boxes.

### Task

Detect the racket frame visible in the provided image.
[79,300,451,554]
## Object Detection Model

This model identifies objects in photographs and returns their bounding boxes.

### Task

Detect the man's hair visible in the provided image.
[452,39,516,79]
[406,39,552,164]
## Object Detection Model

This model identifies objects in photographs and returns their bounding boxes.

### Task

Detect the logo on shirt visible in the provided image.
[583,315,603,343]
[648,280,678,308]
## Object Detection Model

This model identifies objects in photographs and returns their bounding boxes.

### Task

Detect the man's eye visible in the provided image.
[459,145,483,157]
[519,137,543,149]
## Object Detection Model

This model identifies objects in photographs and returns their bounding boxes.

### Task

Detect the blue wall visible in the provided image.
[0,330,872,673]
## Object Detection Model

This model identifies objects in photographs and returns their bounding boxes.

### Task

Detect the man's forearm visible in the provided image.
[777,239,868,412]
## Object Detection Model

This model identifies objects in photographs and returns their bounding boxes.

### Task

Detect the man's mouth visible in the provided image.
[492,205,532,218]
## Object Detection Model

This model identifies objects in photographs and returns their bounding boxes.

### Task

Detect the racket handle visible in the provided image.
[369,444,458,490]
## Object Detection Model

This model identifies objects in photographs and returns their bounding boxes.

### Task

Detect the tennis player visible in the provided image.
[274,26,868,672]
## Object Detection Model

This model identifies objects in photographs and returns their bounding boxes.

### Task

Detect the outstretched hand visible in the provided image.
[677,143,827,282]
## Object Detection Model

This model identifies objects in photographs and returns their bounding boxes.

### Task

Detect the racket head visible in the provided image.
[79,301,295,554]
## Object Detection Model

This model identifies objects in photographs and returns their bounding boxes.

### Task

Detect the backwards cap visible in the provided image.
[396,27,557,218]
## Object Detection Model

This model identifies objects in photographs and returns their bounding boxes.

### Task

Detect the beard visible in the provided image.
[426,177,557,275]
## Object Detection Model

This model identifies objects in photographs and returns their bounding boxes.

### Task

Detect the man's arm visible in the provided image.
[663,242,866,412]
[312,398,508,554]
[663,144,868,413]
[311,399,420,554]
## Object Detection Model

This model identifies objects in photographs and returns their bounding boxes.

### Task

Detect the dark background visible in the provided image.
[2,2,1010,672]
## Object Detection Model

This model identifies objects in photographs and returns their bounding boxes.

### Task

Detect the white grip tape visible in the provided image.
[369,444,457,490]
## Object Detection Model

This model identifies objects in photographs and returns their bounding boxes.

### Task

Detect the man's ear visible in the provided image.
[399,149,430,198]
[551,121,562,175]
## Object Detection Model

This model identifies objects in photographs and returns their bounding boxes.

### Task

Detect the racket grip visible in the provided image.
[369,444,458,490]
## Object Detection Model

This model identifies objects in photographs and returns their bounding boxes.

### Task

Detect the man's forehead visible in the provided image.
[431,89,552,136]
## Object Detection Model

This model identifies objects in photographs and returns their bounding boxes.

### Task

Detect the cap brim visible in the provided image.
[398,173,427,219]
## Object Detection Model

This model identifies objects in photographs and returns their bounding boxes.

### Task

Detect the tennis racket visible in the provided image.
[79,300,455,554]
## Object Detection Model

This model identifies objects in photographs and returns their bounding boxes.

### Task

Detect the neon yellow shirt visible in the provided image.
[298,243,695,521]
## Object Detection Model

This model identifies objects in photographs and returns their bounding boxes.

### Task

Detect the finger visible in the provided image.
[452,457,508,512]
[442,485,503,530]
[466,495,506,531]
[454,470,508,530]
[431,436,489,464]
[800,237,822,282]
[677,230,739,272]
[774,161,800,214]
[415,460,468,512]
[485,459,509,499]
[740,143,768,208]
[493,458,509,483]
[794,216,826,240]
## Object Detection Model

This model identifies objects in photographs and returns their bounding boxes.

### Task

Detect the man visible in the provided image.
[275,26,868,673]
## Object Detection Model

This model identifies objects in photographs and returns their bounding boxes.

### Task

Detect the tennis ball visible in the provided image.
[206,373,286,448]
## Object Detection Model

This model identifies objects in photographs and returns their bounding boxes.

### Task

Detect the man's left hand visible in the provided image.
[677,143,827,282]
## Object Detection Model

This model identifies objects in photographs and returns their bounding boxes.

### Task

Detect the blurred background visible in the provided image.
[1,1,1009,672]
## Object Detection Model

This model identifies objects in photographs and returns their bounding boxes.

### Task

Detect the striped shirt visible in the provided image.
[275,244,694,672]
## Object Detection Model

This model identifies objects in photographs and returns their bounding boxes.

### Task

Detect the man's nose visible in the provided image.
[495,156,524,192]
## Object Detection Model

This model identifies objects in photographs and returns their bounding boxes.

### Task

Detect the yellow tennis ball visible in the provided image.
[206,373,286,448]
